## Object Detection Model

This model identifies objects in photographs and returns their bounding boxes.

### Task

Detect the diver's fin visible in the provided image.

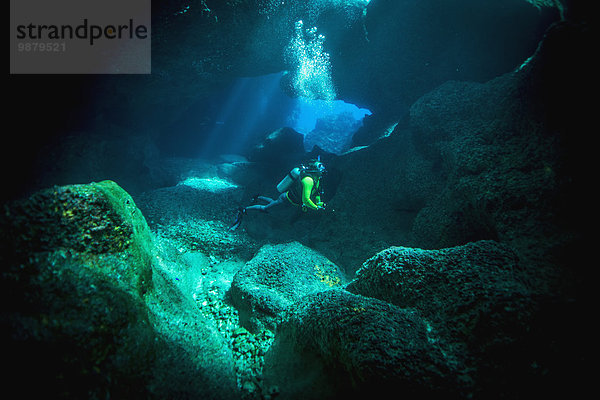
[228,207,246,231]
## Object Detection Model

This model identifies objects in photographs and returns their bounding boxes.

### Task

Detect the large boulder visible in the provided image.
[229,241,345,331]
[346,241,574,398]
[0,181,156,397]
[263,290,466,399]
[0,181,238,399]
[346,241,530,344]
[1,180,154,296]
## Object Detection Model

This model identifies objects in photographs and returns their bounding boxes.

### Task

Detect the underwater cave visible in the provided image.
[5,0,592,399]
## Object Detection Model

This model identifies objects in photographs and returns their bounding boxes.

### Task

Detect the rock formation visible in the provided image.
[4,0,590,398]
[0,181,238,399]
[230,241,345,331]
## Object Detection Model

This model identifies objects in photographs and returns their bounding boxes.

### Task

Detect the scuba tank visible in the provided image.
[276,166,302,193]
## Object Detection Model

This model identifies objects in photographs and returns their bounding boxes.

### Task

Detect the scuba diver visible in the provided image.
[229,158,327,231]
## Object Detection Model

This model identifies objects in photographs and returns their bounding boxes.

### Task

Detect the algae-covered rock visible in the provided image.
[263,290,464,399]
[1,180,153,296]
[1,249,159,399]
[346,241,530,343]
[346,241,543,397]
[406,68,577,293]
[0,181,239,399]
[229,241,345,331]
[0,180,157,398]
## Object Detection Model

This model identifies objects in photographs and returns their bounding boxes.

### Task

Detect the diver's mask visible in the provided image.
[315,162,326,174]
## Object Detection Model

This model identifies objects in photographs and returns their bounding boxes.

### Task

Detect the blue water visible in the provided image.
[158,72,370,157]
[289,95,371,135]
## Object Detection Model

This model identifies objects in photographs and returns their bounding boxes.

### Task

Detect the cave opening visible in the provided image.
[157,72,371,158]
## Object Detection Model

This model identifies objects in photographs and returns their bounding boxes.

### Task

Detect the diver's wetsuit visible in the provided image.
[285,174,322,210]
[247,172,322,213]
[230,165,324,231]
[245,193,289,212]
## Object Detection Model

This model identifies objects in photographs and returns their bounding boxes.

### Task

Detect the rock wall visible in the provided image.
[341,241,584,398]
[267,19,589,296]
[333,0,559,116]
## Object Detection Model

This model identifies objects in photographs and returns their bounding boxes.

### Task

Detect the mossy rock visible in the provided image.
[0,181,160,398]
[1,181,240,399]
[346,241,530,344]
[263,290,465,399]
[1,180,154,296]
[229,241,346,331]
